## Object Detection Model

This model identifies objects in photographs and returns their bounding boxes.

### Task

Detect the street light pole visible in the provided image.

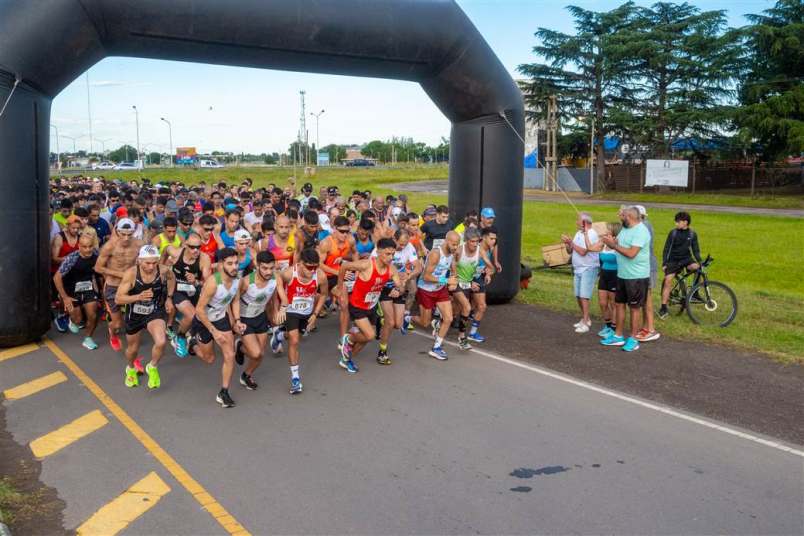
[590,116,595,195]
[96,138,111,157]
[310,109,324,165]
[50,124,60,170]
[160,117,173,167]
[132,105,141,168]
[62,135,77,153]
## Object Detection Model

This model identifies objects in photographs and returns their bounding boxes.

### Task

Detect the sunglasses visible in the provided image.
[303,263,319,271]
[336,227,350,233]
[203,226,214,232]
[186,244,201,250]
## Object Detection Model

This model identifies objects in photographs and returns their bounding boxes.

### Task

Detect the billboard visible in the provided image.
[645,159,689,187]
[317,151,330,166]
[176,146,197,165]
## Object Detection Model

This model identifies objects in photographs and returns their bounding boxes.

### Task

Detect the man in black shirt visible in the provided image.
[659,211,702,318]
[420,205,454,251]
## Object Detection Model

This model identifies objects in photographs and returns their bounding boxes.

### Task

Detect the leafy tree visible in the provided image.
[107,144,136,163]
[147,152,161,165]
[518,2,638,185]
[621,2,743,157]
[736,0,804,162]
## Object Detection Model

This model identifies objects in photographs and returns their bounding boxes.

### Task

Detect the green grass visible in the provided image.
[0,478,23,526]
[520,200,804,364]
[58,166,803,362]
[593,190,804,209]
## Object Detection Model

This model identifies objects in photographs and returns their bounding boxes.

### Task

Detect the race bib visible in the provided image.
[458,281,472,290]
[177,283,196,295]
[243,301,266,318]
[132,303,154,315]
[74,280,93,293]
[432,238,445,250]
[364,291,381,307]
[345,280,355,293]
[289,296,314,315]
[278,260,290,270]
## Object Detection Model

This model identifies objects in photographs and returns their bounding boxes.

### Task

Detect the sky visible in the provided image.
[49,0,773,156]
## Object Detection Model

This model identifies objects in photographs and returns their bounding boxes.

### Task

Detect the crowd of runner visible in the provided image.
[49,176,501,408]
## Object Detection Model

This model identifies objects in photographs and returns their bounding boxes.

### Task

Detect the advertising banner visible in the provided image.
[645,159,689,187]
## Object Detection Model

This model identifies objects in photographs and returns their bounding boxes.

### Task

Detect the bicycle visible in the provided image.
[666,255,738,327]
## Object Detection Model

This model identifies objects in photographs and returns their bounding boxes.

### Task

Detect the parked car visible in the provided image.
[198,159,224,169]
[113,162,139,170]
[345,159,375,167]
[92,161,115,170]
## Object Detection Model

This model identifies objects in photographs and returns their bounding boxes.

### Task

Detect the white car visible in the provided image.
[92,161,115,170]
[198,159,224,169]
[113,162,139,170]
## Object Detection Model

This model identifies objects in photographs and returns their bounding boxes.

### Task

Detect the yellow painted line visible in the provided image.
[0,343,40,363]
[43,338,251,536]
[30,409,109,458]
[76,471,170,536]
[4,370,68,400]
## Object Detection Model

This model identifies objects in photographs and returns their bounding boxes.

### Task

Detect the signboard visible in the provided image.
[176,146,197,165]
[317,151,330,166]
[645,159,689,187]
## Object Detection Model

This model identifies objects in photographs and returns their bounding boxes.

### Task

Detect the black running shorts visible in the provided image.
[615,277,649,307]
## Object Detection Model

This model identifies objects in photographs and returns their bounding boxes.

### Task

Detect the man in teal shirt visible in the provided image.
[600,206,650,352]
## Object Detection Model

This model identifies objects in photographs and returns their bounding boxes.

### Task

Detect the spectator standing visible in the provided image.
[600,206,651,352]
[635,205,660,342]
[586,221,621,339]
[562,212,599,333]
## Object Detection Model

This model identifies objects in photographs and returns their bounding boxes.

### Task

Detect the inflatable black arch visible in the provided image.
[0,0,523,347]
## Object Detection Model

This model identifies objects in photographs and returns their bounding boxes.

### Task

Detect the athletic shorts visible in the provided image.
[615,277,649,308]
[574,268,599,300]
[598,269,618,293]
[241,312,270,335]
[191,316,232,345]
[173,290,199,307]
[284,312,311,333]
[349,303,378,323]
[326,275,339,293]
[379,286,407,305]
[66,290,99,307]
[665,258,694,276]
[104,285,120,313]
[125,308,167,336]
[416,286,450,310]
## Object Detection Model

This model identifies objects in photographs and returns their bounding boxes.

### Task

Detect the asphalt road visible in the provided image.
[2,322,802,535]
[392,180,804,218]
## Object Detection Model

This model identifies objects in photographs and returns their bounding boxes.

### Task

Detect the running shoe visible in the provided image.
[82,337,98,350]
[68,320,81,334]
[658,305,670,320]
[574,323,590,334]
[622,337,640,352]
[431,318,441,338]
[235,339,244,366]
[601,335,626,347]
[636,329,661,342]
[125,366,138,388]
[289,377,303,395]
[340,334,353,360]
[171,336,188,358]
[166,327,176,341]
[240,372,258,390]
[458,336,472,351]
[428,346,448,360]
[597,326,614,338]
[146,363,161,389]
[54,314,69,333]
[109,328,122,352]
[216,388,236,408]
[376,350,391,365]
[467,332,486,343]
[133,356,145,374]
[270,329,283,354]
[400,315,411,335]
[338,357,359,374]
[186,335,197,356]
[407,323,415,333]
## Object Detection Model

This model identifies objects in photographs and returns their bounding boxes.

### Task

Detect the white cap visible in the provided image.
[635,205,648,217]
[318,213,331,231]
[138,245,160,259]
[116,218,135,231]
[234,229,251,242]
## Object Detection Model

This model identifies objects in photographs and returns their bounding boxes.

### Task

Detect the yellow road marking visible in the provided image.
[43,338,251,536]
[76,471,170,536]
[0,343,40,363]
[4,371,68,400]
[30,409,109,458]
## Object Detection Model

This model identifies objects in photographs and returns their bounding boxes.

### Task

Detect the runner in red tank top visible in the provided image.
[196,214,219,262]
[336,238,402,372]
[51,217,82,274]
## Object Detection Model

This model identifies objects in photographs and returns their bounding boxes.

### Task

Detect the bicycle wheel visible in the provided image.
[686,281,738,327]
[668,278,687,316]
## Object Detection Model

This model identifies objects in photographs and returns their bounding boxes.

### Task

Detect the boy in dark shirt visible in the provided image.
[659,211,702,318]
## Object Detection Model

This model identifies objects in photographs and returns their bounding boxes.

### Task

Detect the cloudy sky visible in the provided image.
[49,0,771,156]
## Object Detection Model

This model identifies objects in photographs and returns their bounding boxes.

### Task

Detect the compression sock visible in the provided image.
[434,336,444,348]
[469,320,480,335]
[290,365,300,380]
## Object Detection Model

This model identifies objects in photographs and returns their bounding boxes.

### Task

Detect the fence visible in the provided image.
[604,162,804,193]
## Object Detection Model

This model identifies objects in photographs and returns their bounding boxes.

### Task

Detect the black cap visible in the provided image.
[327,186,338,195]
[302,182,313,192]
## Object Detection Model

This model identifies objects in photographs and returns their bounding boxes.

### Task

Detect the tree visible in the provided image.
[147,152,161,165]
[107,144,136,163]
[736,0,804,162]
[518,2,638,185]
[622,2,743,157]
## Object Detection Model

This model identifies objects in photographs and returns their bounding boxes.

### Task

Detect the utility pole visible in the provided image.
[298,90,307,167]
[545,96,558,192]
[310,109,324,165]
[590,116,595,195]
[132,105,141,168]
[160,117,173,167]
[86,73,93,153]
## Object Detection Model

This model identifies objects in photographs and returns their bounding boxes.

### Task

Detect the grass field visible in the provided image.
[66,166,803,363]
[593,190,804,209]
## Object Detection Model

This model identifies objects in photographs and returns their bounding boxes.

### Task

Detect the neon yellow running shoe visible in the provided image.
[125,366,138,388]
[146,363,161,389]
